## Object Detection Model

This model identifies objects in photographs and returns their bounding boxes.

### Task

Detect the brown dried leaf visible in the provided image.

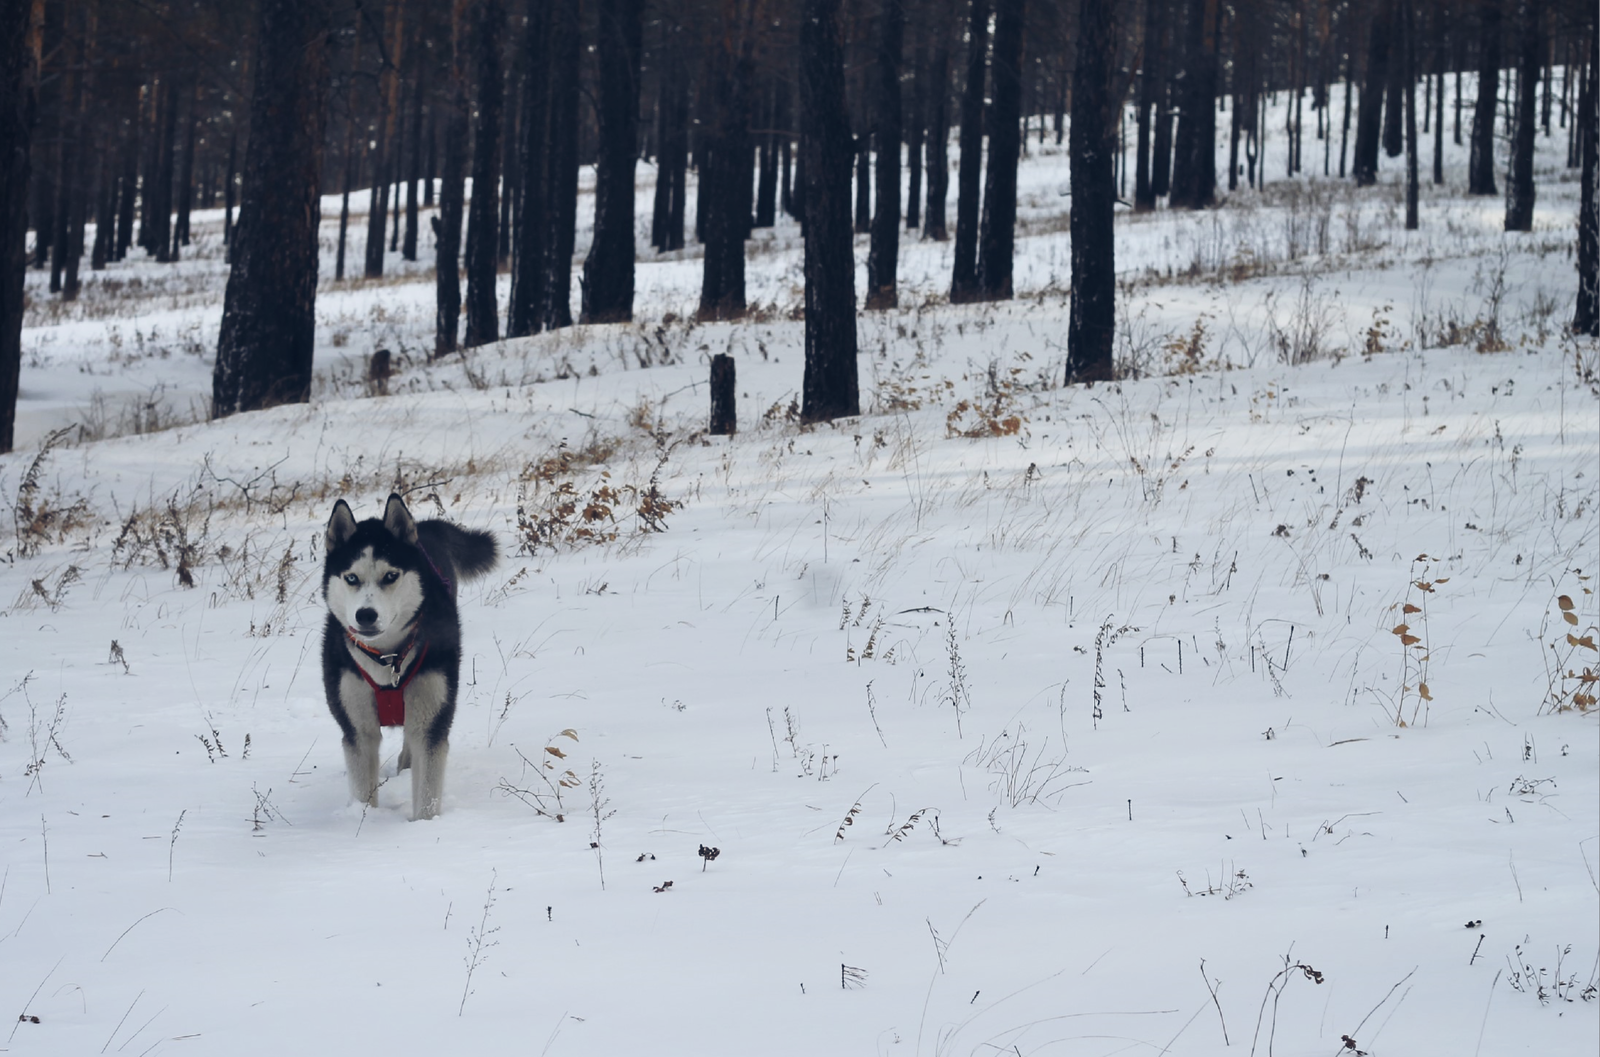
[1418,682,1432,701]
[546,746,568,758]
[1402,603,1421,614]
[1568,633,1597,651]
[1400,634,1421,646]
[1392,624,1411,636]
[1563,612,1580,626]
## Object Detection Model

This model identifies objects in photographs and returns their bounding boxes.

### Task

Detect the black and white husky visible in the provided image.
[321,494,497,819]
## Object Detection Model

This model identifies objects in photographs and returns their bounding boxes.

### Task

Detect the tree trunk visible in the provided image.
[1468,0,1501,195]
[906,37,924,230]
[1352,0,1392,185]
[1381,5,1406,158]
[854,135,871,233]
[1170,0,1218,208]
[709,353,735,434]
[866,0,904,310]
[508,0,549,338]
[212,0,328,418]
[464,0,504,348]
[754,80,779,227]
[543,0,578,330]
[365,3,403,278]
[149,76,178,261]
[1068,0,1116,384]
[698,5,752,323]
[220,130,234,255]
[924,38,950,239]
[1135,0,1164,210]
[976,0,1023,299]
[403,46,425,262]
[1,0,40,453]
[1574,19,1597,335]
[1404,0,1419,229]
[336,22,361,283]
[435,9,469,356]
[172,79,198,258]
[1503,0,1540,231]
[800,0,859,424]
[950,0,988,301]
[582,0,641,324]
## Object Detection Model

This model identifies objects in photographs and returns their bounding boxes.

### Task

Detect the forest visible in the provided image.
[2,0,1597,451]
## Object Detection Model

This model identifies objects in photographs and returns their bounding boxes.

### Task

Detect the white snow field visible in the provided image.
[3,80,1597,1056]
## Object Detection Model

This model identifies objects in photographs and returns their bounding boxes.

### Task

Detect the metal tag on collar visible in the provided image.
[378,651,403,686]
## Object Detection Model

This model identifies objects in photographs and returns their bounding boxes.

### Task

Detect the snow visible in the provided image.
[2,76,1596,1055]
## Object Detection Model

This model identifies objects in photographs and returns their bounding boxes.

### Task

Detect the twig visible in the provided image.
[1473,970,1501,1057]
[167,810,186,882]
[7,957,62,1043]
[1200,959,1230,1045]
[102,908,177,961]
[40,815,49,895]
[101,989,144,1053]
[458,869,501,1016]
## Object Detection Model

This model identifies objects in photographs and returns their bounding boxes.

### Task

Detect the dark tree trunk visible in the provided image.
[1468,0,1501,195]
[976,0,1023,299]
[1135,0,1164,210]
[663,58,688,249]
[1169,0,1218,209]
[754,80,779,227]
[1068,0,1116,384]
[543,0,579,330]
[800,0,859,424]
[172,80,197,257]
[581,0,641,324]
[1,0,39,453]
[220,130,234,253]
[508,0,549,338]
[906,38,924,230]
[435,11,469,355]
[404,49,425,262]
[497,69,515,265]
[117,125,138,260]
[1575,18,1597,335]
[336,120,356,280]
[1352,0,1392,185]
[212,0,328,419]
[365,6,401,278]
[1433,40,1445,183]
[464,0,504,348]
[698,7,752,322]
[1151,24,1174,197]
[1404,0,1419,229]
[651,67,670,249]
[866,0,904,310]
[924,38,950,239]
[854,135,871,233]
[1504,0,1540,231]
[1381,8,1406,158]
[149,76,178,261]
[950,0,988,301]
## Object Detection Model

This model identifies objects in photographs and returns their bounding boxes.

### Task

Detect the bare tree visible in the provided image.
[1068,0,1117,383]
[800,0,859,423]
[1,0,40,453]
[212,0,328,417]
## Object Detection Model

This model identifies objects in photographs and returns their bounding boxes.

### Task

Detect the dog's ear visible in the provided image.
[325,499,358,550]
[382,492,418,545]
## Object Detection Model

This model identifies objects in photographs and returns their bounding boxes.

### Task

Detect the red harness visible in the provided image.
[347,630,429,727]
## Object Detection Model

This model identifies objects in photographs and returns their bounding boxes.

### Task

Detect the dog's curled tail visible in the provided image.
[424,521,499,583]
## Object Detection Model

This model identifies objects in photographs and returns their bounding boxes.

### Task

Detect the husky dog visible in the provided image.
[322,494,496,819]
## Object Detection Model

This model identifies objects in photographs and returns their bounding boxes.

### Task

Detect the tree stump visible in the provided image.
[368,348,392,397]
[709,353,736,435]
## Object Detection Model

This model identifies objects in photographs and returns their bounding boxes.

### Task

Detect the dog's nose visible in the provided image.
[355,607,378,628]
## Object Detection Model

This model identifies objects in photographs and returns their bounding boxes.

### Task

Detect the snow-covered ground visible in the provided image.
[2,77,1596,1055]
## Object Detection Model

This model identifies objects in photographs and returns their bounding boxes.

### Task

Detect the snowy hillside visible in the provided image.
[2,82,1597,1056]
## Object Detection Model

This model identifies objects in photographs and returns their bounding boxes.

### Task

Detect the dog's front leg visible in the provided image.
[404,673,452,820]
[339,672,383,807]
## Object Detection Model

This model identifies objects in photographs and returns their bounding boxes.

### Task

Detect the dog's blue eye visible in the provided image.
[344,573,359,586]
[381,571,399,585]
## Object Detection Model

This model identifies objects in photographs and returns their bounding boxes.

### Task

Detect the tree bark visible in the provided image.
[1503,0,1540,231]
[924,37,950,239]
[508,0,549,338]
[1468,0,1501,195]
[709,352,735,434]
[543,0,579,330]
[403,43,426,262]
[1169,0,1218,209]
[976,0,1023,299]
[906,36,924,230]
[1135,0,1164,209]
[1,0,40,453]
[1404,0,1419,229]
[1068,0,1116,384]
[212,0,328,418]
[365,2,403,278]
[435,5,469,356]
[1572,13,1597,335]
[581,0,641,324]
[950,0,988,301]
[1352,0,1392,185]
[800,0,859,423]
[464,0,504,348]
[697,3,752,322]
[866,0,904,310]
